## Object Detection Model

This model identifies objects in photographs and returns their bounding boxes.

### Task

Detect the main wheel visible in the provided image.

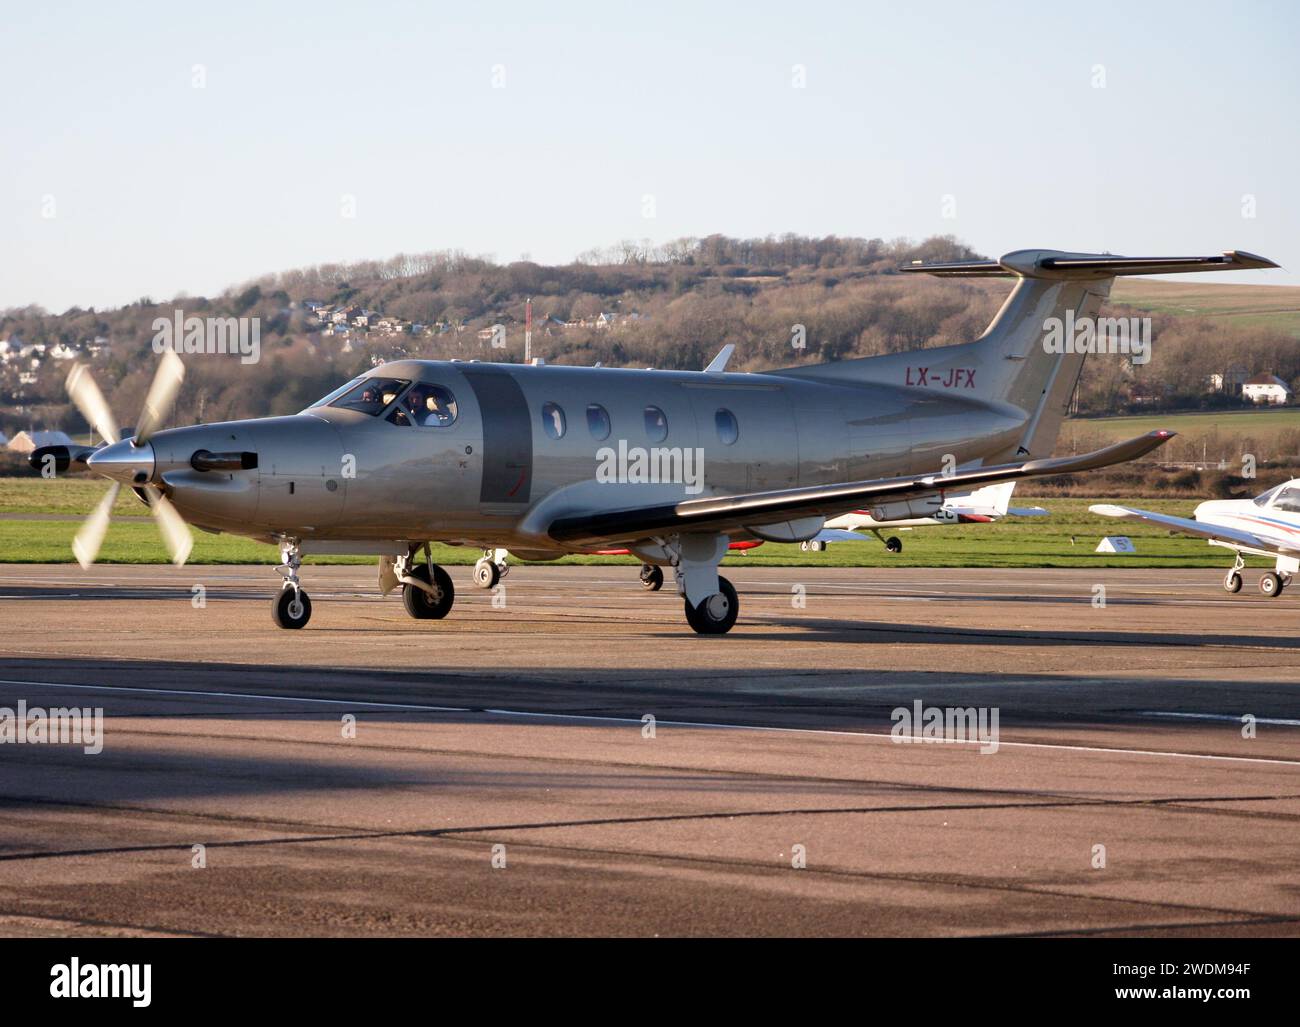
[1223,570,1243,594]
[684,576,739,635]
[885,536,903,553]
[1260,571,1283,598]
[639,564,664,591]
[403,563,455,618]
[273,588,312,629]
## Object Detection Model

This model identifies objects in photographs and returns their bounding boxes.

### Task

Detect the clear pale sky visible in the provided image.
[3,0,1297,311]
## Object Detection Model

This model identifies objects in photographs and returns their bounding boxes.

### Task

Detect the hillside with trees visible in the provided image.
[2,234,1297,452]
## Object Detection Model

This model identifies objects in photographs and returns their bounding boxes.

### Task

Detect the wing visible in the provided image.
[1089,503,1295,554]
[547,430,1172,546]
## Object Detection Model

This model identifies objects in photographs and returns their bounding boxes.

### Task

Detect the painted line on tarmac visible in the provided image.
[1139,710,1300,727]
[2,677,1299,768]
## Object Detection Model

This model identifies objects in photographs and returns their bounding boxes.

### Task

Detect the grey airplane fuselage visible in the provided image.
[143,358,1026,553]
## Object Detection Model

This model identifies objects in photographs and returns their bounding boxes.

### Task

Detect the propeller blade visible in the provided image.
[144,485,193,566]
[65,363,120,445]
[134,349,185,445]
[72,482,120,569]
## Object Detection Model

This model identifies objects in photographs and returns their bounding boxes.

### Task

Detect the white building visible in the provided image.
[1242,373,1292,405]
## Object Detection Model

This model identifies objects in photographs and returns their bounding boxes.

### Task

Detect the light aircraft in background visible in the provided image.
[1092,480,1300,598]
[31,247,1272,633]
[797,481,1048,553]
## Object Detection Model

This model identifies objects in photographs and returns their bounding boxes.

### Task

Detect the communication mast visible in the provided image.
[524,296,532,363]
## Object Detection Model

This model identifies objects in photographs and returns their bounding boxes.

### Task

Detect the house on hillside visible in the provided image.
[1207,365,1250,395]
[1242,373,1292,405]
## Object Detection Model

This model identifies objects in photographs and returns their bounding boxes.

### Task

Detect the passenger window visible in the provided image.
[586,403,611,441]
[715,408,739,445]
[644,405,668,443]
[542,402,566,440]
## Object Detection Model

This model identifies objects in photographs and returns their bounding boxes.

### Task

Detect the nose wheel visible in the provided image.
[273,587,312,629]
[639,563,664,591]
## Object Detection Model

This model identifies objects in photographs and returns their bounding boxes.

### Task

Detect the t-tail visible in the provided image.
[776,248,1278,460]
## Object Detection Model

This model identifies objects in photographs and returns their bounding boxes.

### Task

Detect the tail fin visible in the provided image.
[775,249,1277,459]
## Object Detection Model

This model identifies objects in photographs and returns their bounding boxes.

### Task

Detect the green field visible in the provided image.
[1065,407,1300,445]
[1110,279,1300,338]
[0,476,1268,569]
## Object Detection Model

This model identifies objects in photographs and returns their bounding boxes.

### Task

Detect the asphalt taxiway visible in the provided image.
[0,563,1297,936]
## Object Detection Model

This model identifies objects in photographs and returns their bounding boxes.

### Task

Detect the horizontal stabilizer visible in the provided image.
[903,249,1278,281]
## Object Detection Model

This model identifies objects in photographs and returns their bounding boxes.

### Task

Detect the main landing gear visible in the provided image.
[655,533,739,635]
[639,563,664,591]
[473,548,509,590]
[1222,554,1289,598]
[871,528,903,553]
[398,546,455,618]
[683,576,738,634]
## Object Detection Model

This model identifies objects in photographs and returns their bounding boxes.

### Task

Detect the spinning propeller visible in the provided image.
[63,351,193,568]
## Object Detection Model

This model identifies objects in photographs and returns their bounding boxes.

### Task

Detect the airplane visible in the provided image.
[1092,479,1300,598]
[797,481,1048,553]
[30,247,1273,634]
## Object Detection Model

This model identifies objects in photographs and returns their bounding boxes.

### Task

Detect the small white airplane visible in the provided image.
[1091,480,1300,597]
[798,482,1048,553]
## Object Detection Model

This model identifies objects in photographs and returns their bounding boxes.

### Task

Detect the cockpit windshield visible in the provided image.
[306,375,367,409]
[1274,487,1300,513]
[327,377,412,416]
[1254,484,1283,507]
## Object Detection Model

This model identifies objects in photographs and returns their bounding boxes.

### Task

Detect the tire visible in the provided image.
[403,563,455,619]
[885,536,903,553]
[799,541,809,552]
[1223,571,1243,594]
[474,559,499,589]
[1259,571,1283,598]
[639,564,664,591]
[811,540,826,552]
[684,576,739,635]
[273,588,312,629]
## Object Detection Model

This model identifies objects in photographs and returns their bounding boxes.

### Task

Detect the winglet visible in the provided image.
[705,345,735,374]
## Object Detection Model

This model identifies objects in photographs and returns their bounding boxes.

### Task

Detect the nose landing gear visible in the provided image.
[272,539,312,629]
